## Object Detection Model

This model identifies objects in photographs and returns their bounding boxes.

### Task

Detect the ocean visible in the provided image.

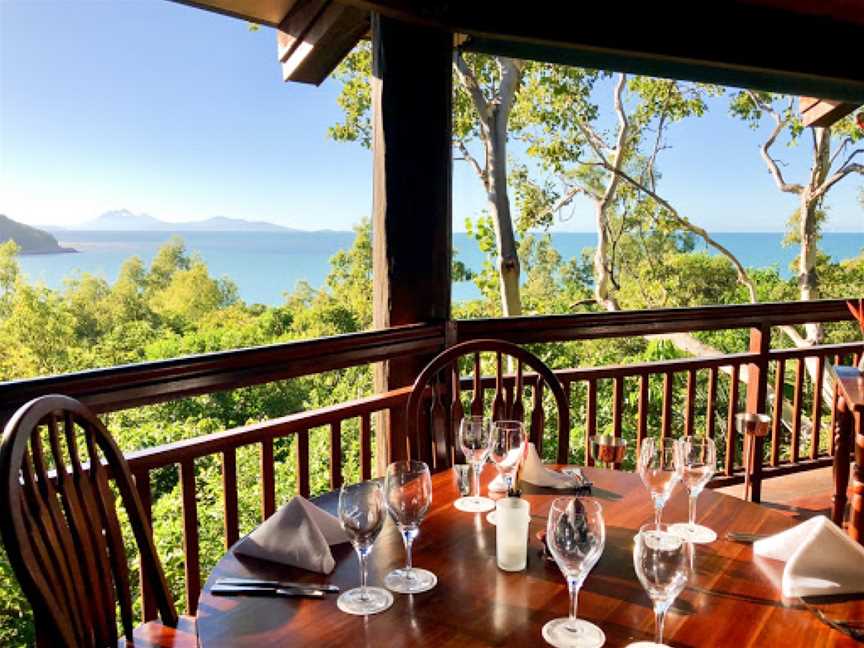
[16,231,864,305]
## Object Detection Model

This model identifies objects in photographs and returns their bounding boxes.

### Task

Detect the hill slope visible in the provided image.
[0,215,76,254]
[76,210,296,232]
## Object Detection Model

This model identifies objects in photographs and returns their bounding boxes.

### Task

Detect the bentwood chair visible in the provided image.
[0,395,195,647]
[405,339,570,472]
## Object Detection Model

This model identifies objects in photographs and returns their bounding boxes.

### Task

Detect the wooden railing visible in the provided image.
[0,299,860,619]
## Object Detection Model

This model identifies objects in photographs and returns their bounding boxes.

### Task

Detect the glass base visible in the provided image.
[625,643,671,647]
[542,618,606,648]
[384,567,437,594]
[486,510,497,525]
[669,522,717,544]
[454,496,496,513]
[336,586,394,616]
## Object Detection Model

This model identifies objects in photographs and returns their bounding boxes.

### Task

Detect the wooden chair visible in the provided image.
[405,339,570,471]
[0,395,195,647]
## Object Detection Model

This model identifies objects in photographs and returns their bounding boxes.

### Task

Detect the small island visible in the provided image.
[0,214,77,254]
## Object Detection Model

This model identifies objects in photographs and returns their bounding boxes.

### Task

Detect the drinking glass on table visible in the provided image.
[486,420,528,523]
[627,523,691,648]
[638,438,682,530]
[454,415,495,513]
[337,481,392,615]
[669,437,717,544]
[383,460,437,594]
[589,434,627,469]
[542,497,606,648]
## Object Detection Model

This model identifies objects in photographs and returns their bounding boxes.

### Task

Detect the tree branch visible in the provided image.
[454,138,485,183]
[746,90,804,195]
[453,51,491,125]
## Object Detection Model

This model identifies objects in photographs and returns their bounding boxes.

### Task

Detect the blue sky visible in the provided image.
[1,0,861,233]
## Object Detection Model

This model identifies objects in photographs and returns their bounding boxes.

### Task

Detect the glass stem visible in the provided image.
[473,462,481,498]
[357,547,369,601]
[654,503,662,530]
[403,531,414,577]
[688,493,697,530]
[567,577,581,630]
[654,606,666,645]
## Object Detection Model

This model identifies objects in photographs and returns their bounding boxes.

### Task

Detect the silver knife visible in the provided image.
[211,584,326,599]
[217,577,340,593]
[725,531,770,543]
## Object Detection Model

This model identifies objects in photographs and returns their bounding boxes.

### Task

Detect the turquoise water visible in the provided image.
[16,231,863,305]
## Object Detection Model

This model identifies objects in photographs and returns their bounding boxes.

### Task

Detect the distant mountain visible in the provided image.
[0,215,76,254]
[73,210,296,232]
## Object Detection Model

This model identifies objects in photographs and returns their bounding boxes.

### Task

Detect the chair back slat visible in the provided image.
[406,340,569,471]
[0,395,178,648]
[429,374,449,470]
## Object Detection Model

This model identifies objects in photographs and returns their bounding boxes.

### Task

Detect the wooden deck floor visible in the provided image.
[715,467,841,522]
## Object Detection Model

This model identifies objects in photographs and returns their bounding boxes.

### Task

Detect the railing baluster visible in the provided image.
[297,431,310,498]
[637,374,648,455]
[829,354,840,456]
[530,378,544,454]
[706,367,717,440]
[809,355,824,459]
[512,360,525,423]
[133,469,157,623]
[585,379,597,467]
[330,421,342,490]
[492,352,505,421]
[471,353,483,416]
[612,376,623,469]
[451,363,465,465]
[725,364,739,476]
[261,438,276,519]
[771,359,785,467]
[221,448,239,549]
[179,460,200,615]
[791,358,804,463]
[684,369,696,437]
[360,413,372,480]
[661,372,673,441]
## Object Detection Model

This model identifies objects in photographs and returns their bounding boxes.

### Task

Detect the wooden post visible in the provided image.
[746,325,770,503]
[371,14,452,475]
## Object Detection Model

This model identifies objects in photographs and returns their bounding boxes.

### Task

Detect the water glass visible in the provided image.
[638,438,682,529]
[383,460,437,593]
[336,481,393,615]
[489,420,527,492]
[454,415,495,513]
[628,523,691,648]
[669,437,717,544]
[542,497,606,648]
[495,497,530,571]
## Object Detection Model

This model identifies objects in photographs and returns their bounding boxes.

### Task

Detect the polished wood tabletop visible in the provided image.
[195,465,863,647]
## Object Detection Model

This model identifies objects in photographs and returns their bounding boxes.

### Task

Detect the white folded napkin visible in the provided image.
[235,496,348,574]
[488,446,526,492]
[753,516,864,598]
[519,442,583,489]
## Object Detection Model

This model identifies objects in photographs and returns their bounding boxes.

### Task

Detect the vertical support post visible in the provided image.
[746,324,770,503]
[370,14,453,475]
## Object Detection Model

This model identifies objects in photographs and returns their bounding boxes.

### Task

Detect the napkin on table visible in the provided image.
[519,442,583,489]
[753,515,864,598]
[235,496,348,574]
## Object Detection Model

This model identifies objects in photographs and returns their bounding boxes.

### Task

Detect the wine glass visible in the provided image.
[638,438,682,529]
[542,497,606,648]
[486,420,527,524]
[589,434,627,469]
[383,460,437,594]
[627,523,691,648]
[454,415,495,513]
[336,481,393,615]
[669,437,717,544]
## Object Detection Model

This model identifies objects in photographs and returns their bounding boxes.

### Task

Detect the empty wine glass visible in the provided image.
[638,438,682,529]
[485,420,527,524]
[627,524,691,648]
[454,415,495,513]
[383,460,437,594]
[542,497,606,648]
[337,481,393,615]
[669,437,717,544]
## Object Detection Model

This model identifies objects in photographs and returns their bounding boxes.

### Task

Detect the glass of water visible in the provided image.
[637,438,682,529]
[628,523,691,648]
[454,415,495,513]
[542,497,606,648]
[670,437,717,544]
[337,481,393,615]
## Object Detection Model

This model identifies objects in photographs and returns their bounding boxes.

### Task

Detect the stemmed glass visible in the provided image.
[670,437,717,544]
[486,420,527,524]
[336,481,393,615]
[589,434,627,469]
[383,460,437,593]
[638,438,682,529]
[454,415,495,513]
[542,497,606,648]
[627,523,691,648]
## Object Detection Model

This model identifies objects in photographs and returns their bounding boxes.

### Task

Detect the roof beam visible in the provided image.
[799,97,859,128]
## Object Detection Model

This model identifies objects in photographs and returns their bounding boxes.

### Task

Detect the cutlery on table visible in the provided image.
[725,531,770,543]
[211,584,327,599]
[216,577,339,593]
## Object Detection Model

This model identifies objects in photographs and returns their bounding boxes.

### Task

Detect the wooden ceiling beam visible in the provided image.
[799,97,859,128]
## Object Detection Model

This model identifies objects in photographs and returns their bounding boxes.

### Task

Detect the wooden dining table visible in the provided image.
[194,465,864,647]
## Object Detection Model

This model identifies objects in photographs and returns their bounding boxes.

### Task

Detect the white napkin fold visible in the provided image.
[753,516,864,598]
[519,442,583,489]
[235,496,348,574]
[488,446,526,492]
